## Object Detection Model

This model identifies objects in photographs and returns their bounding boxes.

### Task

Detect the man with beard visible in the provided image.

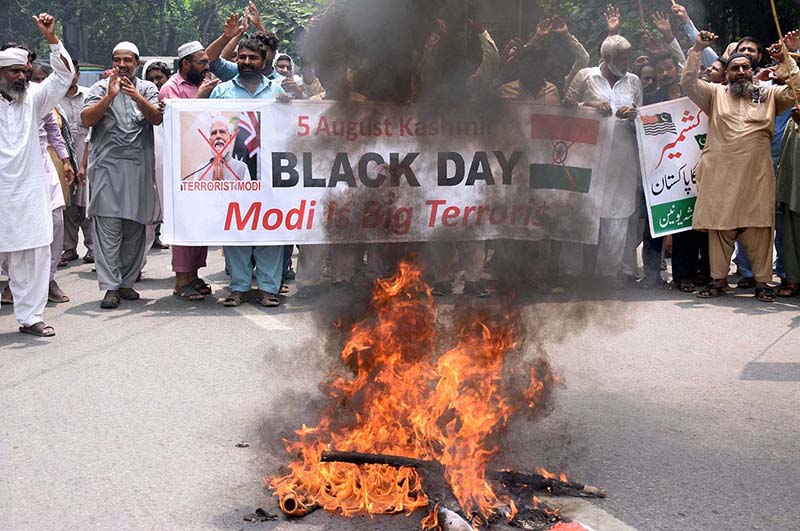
[560,34,642,289]
[209,35,287,308]
[183,119,249,182]
[81,41,162,309]
[60,59,94,265]
[0,13,74,336]
[682,31,800,302]
[641,51,711,292]
[207,13,283,83]
[159,41,221,302]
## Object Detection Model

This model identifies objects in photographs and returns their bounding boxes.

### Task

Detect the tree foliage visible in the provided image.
[0,0,326,65]
[1,0,798,67]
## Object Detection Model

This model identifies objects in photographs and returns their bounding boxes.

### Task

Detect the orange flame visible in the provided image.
[268,261,557,524]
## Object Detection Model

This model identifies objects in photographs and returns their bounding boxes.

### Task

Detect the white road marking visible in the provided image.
[234,303,291,330]
[556,497,640,531]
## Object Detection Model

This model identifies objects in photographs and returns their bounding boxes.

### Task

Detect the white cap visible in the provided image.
[113,41,140,57]
[0,47,29,68]
[177,41,204,60]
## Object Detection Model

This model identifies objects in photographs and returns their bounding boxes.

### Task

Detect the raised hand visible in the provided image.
[501,37,523,65]
[671,3,690,24]
[605,6,621,35]
[550,16,570,37]
[223,12,245,39]
[652,11,674,40]
[768,40,786,62]
[783,29,800,53]
[528,18,551,46]
[248,1,266,33]
[107,70,122,99]
[32,13,58,44]
[693,30,718,51]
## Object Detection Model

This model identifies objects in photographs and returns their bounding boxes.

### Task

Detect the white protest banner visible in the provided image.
[636,97,708,238]
[162,100,615,246]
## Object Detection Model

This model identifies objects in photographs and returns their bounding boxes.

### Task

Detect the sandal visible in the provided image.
[697,280,728,299]
[777,283,800,297]
[222,291,246,307]
[675,279,695,293]
[19,321,55,337]
[255,290,280,307]
[190,277,213,296]
[755,285,776,303]
[736,277,756,289]
[174,284,204,302]
[279,282,290,294]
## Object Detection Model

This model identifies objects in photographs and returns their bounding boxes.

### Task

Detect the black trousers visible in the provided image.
[672,229,710,282]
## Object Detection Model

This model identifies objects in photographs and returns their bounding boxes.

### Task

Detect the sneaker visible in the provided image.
[100,290,120,309]
[463,281,489,298]
[118,287,140,300]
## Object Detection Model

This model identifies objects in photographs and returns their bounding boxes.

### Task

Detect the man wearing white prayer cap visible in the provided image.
[0,13,75,337]
[81,40,163,309]
[159,40,220,302]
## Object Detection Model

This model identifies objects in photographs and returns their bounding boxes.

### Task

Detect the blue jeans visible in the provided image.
[223,245,284,294]
[734,211,784,280]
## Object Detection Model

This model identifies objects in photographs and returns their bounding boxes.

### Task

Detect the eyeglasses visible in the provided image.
[191,59,210,66]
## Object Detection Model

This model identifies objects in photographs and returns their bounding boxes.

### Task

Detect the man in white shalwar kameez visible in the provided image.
[0,14,74,336]
[560,35,642,288]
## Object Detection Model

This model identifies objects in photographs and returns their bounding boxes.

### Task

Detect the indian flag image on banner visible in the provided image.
[529,114,599,194]
[636,97,708,238]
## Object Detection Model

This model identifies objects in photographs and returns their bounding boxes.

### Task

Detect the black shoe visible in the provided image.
[463,281,489,298]
[57,259,69,268]
[638,275,664,290]
[431,281,453,296]
[119,287,140,300]
[152,238,169,250]
[61,250,79,262]
[83,250,95,264]
[284,270,296,281]
[100,290,120,309]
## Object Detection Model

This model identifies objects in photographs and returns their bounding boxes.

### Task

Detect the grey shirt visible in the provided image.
[83,77,161,224]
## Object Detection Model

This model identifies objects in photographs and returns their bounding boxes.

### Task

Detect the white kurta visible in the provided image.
[0,42,74,252]
[564,67,643,219]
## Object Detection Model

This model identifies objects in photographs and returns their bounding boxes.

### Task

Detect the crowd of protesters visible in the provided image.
[2,2,800,337]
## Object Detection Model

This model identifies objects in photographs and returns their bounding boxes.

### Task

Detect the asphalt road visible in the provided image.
[1,245,799,531]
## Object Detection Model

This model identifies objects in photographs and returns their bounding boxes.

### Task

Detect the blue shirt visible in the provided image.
[210,57,284,84]
[209,74,286,99]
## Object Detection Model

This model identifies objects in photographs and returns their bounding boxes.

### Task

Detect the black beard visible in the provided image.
[238,67,260,81]
[729,79,754,98]
[0,78,27,103]
[186,68,204,85]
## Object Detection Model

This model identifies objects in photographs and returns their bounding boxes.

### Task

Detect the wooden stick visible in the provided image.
[769,0,799,106]
[320,451,606,498]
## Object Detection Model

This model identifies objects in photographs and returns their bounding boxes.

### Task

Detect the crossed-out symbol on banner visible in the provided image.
[543,140,577,190]
[196,128,241,181]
